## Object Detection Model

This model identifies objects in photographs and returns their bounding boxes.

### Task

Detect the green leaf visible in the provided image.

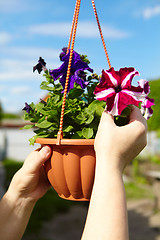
[114,115,129,126]
[63,125,74,133]
[95,106,104,117]
[35,102,46,115]
[88,100,105,113]
[88,101,98,112]
[76,113,85,121]
[114,106,131,126]
[29,135,38,145]
[72,131,83,139]
[52,95,60,103]
[68,88,84,99]
[35,120,53,128]
[82,127,93,139]
[21,124,34,130]
[85,114,94,124]
[120,106,131,117]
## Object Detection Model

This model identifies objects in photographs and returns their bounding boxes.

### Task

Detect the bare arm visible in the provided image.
[82,106,147,240]
[0,146,51,240]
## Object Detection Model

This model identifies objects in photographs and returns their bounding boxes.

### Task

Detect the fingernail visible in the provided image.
[41,145,51,157]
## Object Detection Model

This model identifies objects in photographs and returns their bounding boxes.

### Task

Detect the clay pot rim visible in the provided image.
[36,138,95,146]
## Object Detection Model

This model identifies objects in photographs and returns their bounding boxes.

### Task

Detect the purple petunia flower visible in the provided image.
[49,48,93,92]
[33,57,47,74]
[94,67,153,117]
[22,102,33,114]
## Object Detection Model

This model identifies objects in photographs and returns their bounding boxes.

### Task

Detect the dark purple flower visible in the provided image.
[40,98,47,106]
[49,48,93,92]
[22,103,32,114]
[33,57,47,74]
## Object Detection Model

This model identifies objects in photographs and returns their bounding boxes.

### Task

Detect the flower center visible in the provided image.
[115,86,122,93]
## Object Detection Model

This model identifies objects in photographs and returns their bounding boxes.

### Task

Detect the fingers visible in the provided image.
[23,145,52,172]
[129,105,147,130]
[97,110,115,131]
[122,106,147,148]
[37,145,52,164]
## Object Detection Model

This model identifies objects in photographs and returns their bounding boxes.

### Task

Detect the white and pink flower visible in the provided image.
[94,67,154,119]
[141,97,155,120]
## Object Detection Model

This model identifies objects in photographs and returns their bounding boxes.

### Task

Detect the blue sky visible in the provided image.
[0,0,160,113]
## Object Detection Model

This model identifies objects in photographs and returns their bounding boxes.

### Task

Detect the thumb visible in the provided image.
[37,145,52,164]
[23,145,52,172]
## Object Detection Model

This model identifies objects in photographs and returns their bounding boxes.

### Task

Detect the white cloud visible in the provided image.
[0,32,12,45]
[29,21,130,39]
[143,5,160,19]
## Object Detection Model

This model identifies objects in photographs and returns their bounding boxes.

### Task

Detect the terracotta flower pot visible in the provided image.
[36,138,96,201]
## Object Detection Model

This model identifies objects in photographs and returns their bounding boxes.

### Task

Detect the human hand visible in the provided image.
[94,106,147,172]
[7,145,52,203]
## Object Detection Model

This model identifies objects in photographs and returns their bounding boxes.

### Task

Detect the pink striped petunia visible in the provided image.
[94,67,153,117]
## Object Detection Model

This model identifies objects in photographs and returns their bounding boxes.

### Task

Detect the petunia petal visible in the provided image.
[50,48,93,91]
[138,79,150,94]
[142,97,155,108]
[49,62,68,80]
[74,70,88,89]
[121,68,139,89]
[103,68,118,87]
[107,93,119,115]
[94,70,117,94]
[95,88,115,101]
[122,89,146,102]
[117,91,140,115]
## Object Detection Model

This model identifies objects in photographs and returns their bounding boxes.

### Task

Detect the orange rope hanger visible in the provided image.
[57,0,111,145]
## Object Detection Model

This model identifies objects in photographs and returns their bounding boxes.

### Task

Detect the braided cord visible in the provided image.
[57,0,111,144]
[57,0,81,144]
[67,0,79,54]
[91,0,111,69]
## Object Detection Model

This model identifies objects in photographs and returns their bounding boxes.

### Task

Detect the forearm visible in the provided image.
[0,190,36,240]
[82,156,129,240]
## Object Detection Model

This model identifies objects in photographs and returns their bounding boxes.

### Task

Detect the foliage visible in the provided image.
[22,67,106,144]
[2,112,20,119]
[125,182,153,199]
[147,79,160,131]
[2,159,23,189]
[0,102,3,123]
[22,52,140,144]
[132,158,148,184]
[147,154,160,165]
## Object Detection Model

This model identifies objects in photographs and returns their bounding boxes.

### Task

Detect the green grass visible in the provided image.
[125,182,154,200]
[2,158,23,189]
[147,155,160,165]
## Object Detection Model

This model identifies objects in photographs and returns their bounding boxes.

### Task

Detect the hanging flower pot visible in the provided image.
[36,138,95,201]
[22,0,154,201]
